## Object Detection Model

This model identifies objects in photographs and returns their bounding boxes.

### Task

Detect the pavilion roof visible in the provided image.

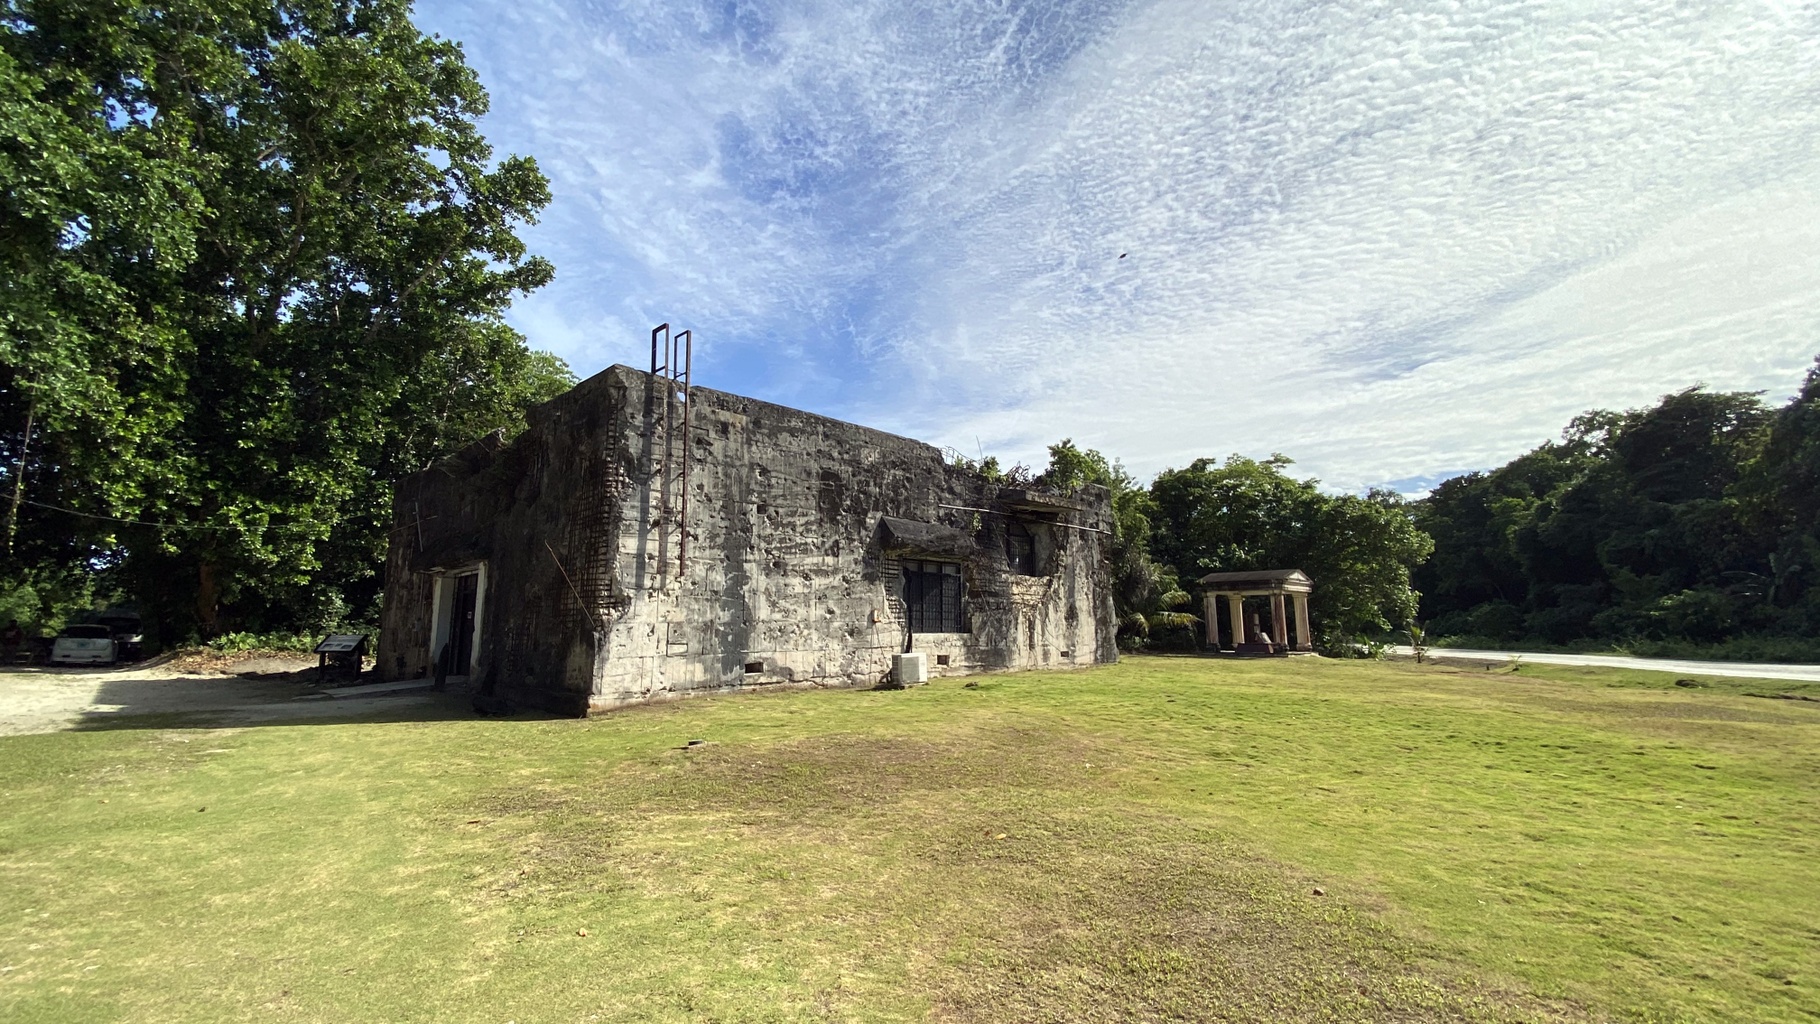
[1197,568,1313,593]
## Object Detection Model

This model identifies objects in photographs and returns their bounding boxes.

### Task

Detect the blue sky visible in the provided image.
[416,0,1820,492]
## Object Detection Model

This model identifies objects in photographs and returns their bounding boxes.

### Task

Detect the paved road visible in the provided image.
[1392,646,1820,683]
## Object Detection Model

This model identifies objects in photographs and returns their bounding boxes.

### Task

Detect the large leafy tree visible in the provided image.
[0,0,565,640]
[1417,372,1820,650]
[1413,424,1605,640]
[1736,358,1820,632]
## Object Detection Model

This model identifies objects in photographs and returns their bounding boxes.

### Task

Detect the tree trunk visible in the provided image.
[5,403,33,560]
[196,561,220,638]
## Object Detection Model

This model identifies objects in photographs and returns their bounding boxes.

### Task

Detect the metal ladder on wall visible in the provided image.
[650,323,693,582]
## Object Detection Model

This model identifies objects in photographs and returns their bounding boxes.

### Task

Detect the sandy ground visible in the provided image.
[1391,645,1820,682]
[0,657,455,736]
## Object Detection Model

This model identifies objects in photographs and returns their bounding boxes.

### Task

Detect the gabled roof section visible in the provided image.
[1197,568,1313,593]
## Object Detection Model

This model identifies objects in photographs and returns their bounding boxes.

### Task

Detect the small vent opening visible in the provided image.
[935,654,952,667]
[744,661,764,675]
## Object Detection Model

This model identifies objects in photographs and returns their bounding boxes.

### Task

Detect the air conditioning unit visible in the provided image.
[891,652,928,686]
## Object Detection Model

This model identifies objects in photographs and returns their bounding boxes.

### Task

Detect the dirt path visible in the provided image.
[0,659,449,736]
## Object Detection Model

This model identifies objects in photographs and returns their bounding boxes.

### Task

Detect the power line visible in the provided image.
[17,498,320,533]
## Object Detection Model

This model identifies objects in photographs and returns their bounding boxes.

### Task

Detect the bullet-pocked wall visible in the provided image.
[378,365,1118,716]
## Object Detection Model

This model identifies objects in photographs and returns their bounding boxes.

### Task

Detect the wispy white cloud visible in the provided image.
[418,0,1820,490]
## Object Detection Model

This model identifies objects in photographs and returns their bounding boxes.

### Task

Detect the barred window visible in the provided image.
[902,559,965,633]
[1006,520,1038,576]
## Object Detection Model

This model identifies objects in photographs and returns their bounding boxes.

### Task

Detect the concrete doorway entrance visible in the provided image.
[448,572,478,676]
[430,565,487,683]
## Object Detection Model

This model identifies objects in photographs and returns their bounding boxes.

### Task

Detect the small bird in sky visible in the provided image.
[1119,253,1128,259]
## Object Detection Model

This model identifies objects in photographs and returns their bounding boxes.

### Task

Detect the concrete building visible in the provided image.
[377,364,1117,715]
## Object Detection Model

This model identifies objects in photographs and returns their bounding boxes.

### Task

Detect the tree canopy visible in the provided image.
[0,0,569,641]
[1149,455,1432,646]
[1036,443,1433,651]
[1415,362,1820,656]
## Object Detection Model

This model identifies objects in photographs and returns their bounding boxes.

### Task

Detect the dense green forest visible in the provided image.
[1414,358,1820,660]
[1039,356,1820,661]
[0,0,569,644]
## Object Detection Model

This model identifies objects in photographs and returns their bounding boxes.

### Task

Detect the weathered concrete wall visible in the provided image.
[378,373,626,714]
[378,433,504,684]
[379,363,1117,716]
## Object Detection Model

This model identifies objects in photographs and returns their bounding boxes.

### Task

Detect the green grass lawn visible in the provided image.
[2,656,1816,1023]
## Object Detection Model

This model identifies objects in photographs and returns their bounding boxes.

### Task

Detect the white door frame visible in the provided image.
[429,563,488,681]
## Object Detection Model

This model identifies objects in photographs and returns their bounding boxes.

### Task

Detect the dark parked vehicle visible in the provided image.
[95,610,144,661]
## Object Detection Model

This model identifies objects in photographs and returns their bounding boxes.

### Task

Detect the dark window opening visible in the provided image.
[1006,521,1039,576]
[936,654,951,667]
[744,661,764,674]
[903,559,965,633]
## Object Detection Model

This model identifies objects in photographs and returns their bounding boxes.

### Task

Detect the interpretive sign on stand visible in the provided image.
[314,634,369,680]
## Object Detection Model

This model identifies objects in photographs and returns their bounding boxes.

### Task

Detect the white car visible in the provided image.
[50,624,117,666]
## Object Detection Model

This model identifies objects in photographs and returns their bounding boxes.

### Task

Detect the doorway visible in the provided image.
[448,572,478,676]
[430,565,486,681]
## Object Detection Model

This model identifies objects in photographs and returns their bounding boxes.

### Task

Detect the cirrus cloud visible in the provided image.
[417,0,1820,490]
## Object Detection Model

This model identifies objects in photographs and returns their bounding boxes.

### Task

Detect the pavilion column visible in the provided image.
[1293,593,1313,651]
[1270,593,1289,646]
[1204,593,1220,648]
[1226,594,1244,651]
